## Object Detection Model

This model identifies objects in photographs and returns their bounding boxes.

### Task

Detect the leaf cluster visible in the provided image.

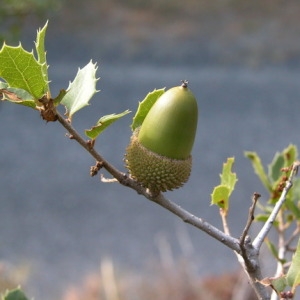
[0,22,133,141]
[246,145,300,224]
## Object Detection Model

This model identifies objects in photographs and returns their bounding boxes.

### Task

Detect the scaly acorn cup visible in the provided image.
[125,81,198,193]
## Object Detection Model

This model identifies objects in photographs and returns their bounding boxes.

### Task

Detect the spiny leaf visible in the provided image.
[0,43,48,99]
[211,157,237,213]
[131,88,165,131]
[35,21,49,90]
[61,60,99,119]
[2,288,29,300]
[85,110,131,139]
[245,151,272,192]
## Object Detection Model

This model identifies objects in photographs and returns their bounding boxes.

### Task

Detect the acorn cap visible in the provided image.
[125,129,192,193]
[137,84,198,160]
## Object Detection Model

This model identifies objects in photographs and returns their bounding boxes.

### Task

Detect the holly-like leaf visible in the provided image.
[245,151,272,192]
[35,21,49,89]
[85,110,131,139]
[0,43,48,99]
[61,60,99,119]
[211,157,237,213]
[2,288,29,300]
[131,88,165,131]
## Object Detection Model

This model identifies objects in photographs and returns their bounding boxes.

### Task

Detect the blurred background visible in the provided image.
[1,0,300,299]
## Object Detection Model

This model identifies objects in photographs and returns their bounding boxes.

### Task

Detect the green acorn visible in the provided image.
[125,81,198,193]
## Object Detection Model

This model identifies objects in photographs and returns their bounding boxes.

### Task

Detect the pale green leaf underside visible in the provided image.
[131,88,165,131]
[0,44,48,99]
[85,110,131,139]
[61,60,99,118]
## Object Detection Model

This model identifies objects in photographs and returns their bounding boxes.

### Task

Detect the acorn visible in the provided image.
[125,81,198,193]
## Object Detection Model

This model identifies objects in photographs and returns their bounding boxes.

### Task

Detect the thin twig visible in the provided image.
[151,193,241,252]
[220,208,231,235]
[240,192,260,245]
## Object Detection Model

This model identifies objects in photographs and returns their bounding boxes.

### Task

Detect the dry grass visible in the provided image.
[61,258,256,300]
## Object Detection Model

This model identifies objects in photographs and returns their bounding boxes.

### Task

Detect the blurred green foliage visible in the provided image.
[0,0,62,43]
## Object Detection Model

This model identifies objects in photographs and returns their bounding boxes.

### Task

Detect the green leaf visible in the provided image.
[268,152,284,183]
[267,276,287,293]
[291,178,300,204]
[131,88,165,131]
[61,60,99,119]
[220,157,238,192]
[85,110,131,139]
[2,288,29,300]
[35,21,49,90]
[265,238,285,263]
[211,157,237,212]
[286,238,300,291]
[283,144,298,167]
[211,185,230,210]
[53,89,67,106]
[245,151,272,192]
[0,43,48,99]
